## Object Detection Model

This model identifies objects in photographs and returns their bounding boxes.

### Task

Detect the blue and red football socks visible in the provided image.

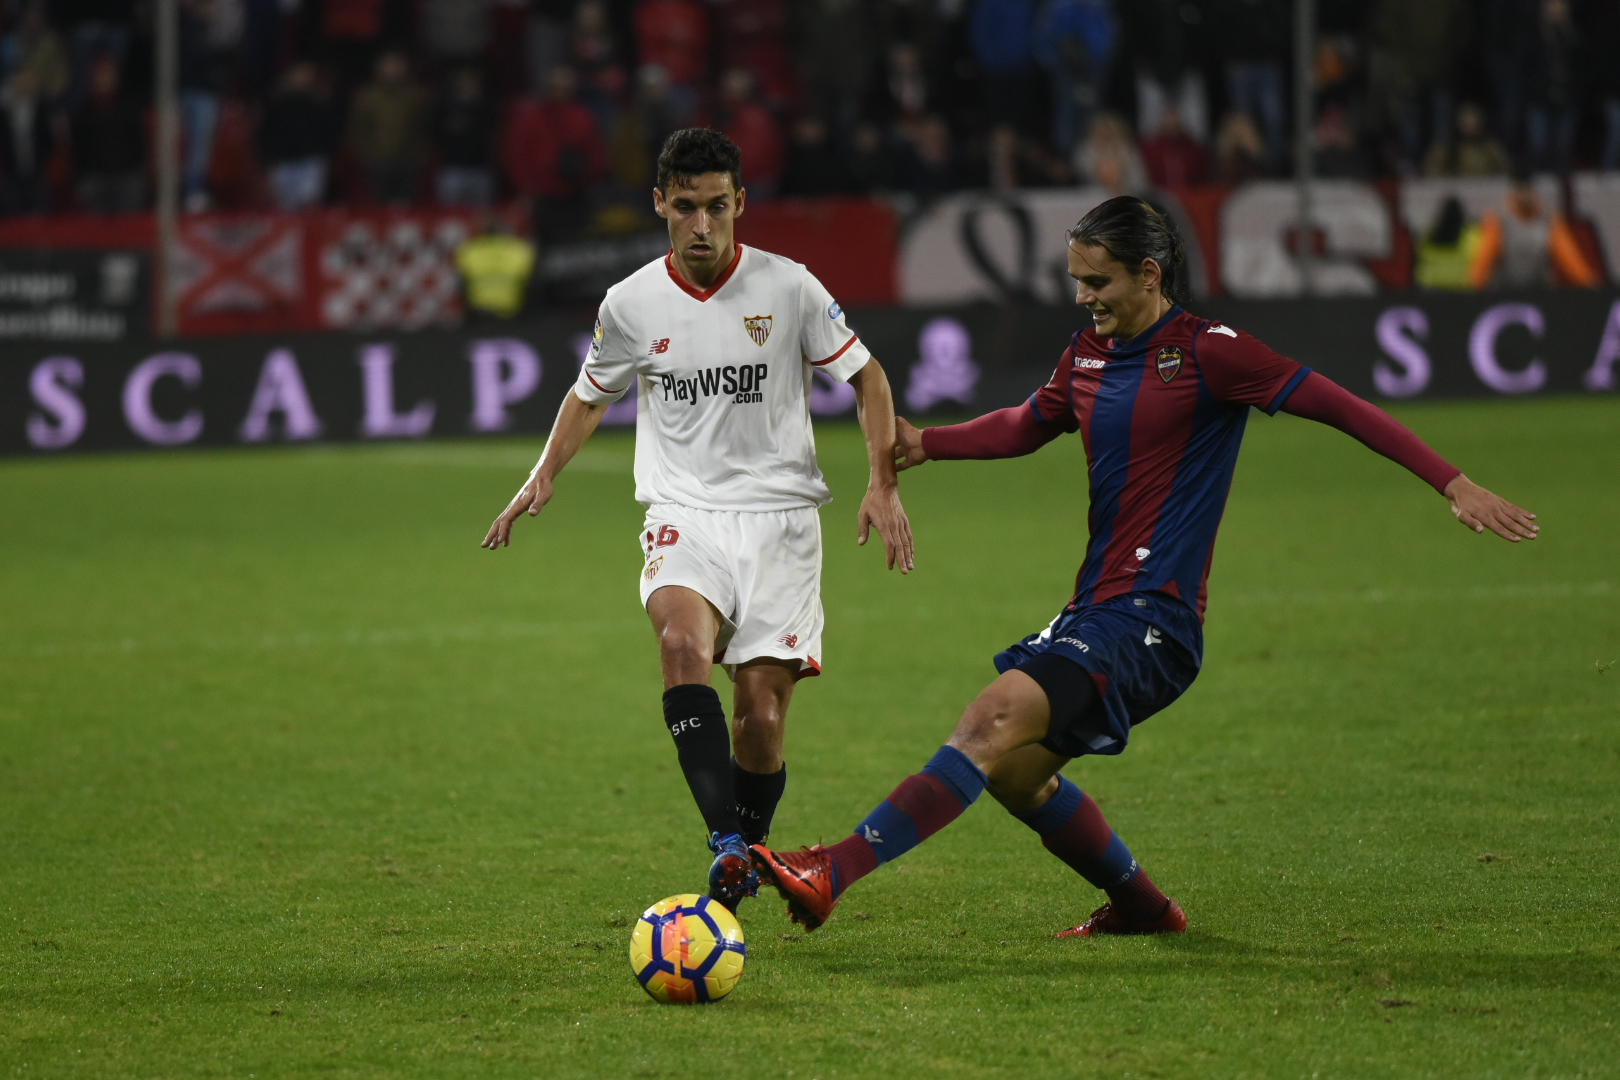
[824,746,987,896]
[1014,776,1169,922]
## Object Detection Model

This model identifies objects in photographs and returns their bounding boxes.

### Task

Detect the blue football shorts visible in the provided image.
[993,591,1204,758]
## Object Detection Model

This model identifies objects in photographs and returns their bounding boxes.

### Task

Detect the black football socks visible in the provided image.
[662,684,742,839]
[732,758,787,846]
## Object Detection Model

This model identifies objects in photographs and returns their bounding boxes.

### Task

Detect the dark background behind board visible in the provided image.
[3,291,1616,455]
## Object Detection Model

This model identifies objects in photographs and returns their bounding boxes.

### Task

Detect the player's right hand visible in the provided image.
[1443,474,1538,542]
[893,416,929,472]
[481,474,554,549]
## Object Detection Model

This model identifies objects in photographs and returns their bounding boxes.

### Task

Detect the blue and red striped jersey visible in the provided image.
[1029,306,1311,621]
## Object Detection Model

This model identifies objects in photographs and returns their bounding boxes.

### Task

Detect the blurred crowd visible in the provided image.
[2,0,1620,233]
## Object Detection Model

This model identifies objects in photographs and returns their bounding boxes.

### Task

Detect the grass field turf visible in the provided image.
[1,397,1616,1079]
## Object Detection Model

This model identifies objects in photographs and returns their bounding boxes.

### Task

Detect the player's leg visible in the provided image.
[988,742,1183,935]
[647,584,759,908]
[730,658,797,846]
[648,585,747,839]
[984,650,1179,939]
[751,668,1051,928]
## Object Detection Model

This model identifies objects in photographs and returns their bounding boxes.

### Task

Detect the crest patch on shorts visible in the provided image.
[1155,345,1183,383]
[743,314,773,347]
[644,555,664,580]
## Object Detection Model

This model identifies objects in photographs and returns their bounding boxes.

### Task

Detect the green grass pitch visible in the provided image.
[2,397,1617,1079]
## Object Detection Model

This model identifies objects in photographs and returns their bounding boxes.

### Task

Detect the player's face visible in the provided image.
[655,173,746,270]
[1068,242,1164,341]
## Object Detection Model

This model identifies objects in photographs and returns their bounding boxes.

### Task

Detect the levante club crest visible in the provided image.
[743,314,773,346]
[1156,345,1183,383]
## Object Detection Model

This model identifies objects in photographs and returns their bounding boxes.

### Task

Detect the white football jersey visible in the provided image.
[572,244,872,511]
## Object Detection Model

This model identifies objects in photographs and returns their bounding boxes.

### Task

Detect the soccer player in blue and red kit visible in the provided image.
[750,196,1540,937]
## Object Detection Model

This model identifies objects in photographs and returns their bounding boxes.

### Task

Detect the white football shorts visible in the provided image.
[637,502,825,679]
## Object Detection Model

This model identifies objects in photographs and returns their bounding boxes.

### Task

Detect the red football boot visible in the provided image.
[749,844,838,931]
[1055,899,1188,938]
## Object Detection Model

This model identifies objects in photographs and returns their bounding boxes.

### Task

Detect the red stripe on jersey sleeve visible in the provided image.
[812,334,860,366]
[585,370,625,395]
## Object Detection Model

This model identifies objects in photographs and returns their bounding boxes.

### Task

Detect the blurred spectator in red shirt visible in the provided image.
[1139,106,1206,188]
[711,67,782,196]
[634,0,709,90]
[710,0,795,109]
[503,66,607,239]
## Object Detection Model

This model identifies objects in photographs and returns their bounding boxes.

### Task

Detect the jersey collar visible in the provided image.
[1105,304,1183,355]
[665,243,745,302]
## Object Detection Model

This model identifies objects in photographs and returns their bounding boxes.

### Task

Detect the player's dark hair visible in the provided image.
[656,128,743,195]
[1068,196,1189,306]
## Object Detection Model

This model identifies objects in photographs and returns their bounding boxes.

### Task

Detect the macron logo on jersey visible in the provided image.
[1076,356,1107,369]
[660,363,770,405]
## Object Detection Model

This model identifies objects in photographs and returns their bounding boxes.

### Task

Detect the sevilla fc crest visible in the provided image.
[1155,345,1183,383]
[743,314,774,347]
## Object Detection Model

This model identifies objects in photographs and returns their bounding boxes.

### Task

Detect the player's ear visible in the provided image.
[733,185,746,218]
[1140,256,1162,293]
[652,187,668,219]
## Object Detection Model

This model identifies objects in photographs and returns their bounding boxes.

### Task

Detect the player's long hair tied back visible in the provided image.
[1068,196,1190,307]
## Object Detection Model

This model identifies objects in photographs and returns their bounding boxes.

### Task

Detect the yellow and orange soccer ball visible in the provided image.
[628,894,747,1004]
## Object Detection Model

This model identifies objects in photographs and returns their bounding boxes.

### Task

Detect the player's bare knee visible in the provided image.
[656,626,712,676]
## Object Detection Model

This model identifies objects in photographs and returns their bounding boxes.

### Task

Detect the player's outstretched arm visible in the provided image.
[481,389,607,549]
[1280,373,1538,542]
[850,358,916,573]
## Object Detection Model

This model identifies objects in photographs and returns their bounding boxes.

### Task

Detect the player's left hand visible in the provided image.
[859,483,915,573]
[1444,474,1539,542]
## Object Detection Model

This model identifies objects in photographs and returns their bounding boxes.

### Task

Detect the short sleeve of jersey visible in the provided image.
[1027,346,1081,432]
[573,299,637,404]
[798,268,871,383]
[1195,322,1312,415]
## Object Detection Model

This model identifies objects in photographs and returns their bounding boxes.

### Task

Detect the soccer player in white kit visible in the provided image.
[482,129,915,909]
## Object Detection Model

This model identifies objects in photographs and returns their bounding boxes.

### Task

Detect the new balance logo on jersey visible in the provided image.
[660,364,769,405]
[777,633,799,648]
[648,338,671,354]
[1144,626,1162,646]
